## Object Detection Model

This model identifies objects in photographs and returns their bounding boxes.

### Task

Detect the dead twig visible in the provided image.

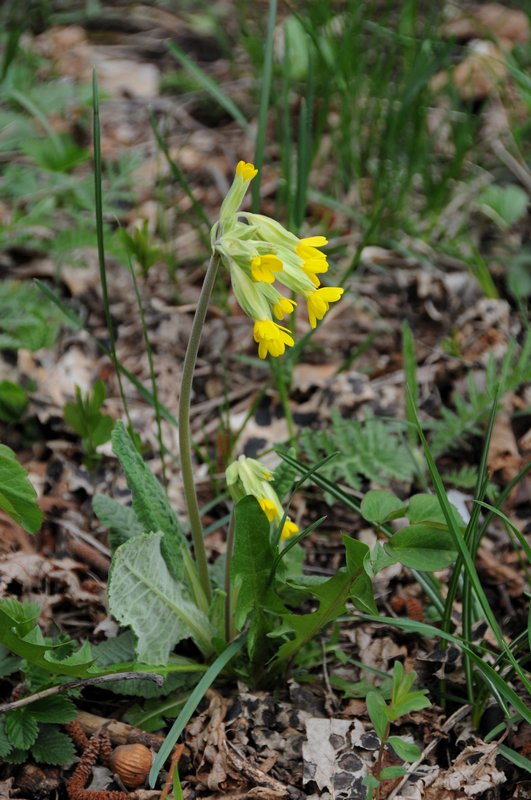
[0,672,164,714]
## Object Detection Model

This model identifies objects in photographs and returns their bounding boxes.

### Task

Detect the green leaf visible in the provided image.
[379,765,407,779]
[387,736,421,762]
[29,695,77,723]
[271,537,372,665]
[365,691,389,739]
[0,718,12,758]
[361,490,406,524]
[0,601,96,678]
[31,725,76,765]
[0,444,43,534]
[386,524,457,571]
[299,411,415,504]
[0,381,28,423]
[0,280,66,351]
[92,494,145,550]
[362,774,381,791]
[5,708,38,749]
[477,184,529,229]
[0,644,22,678]
[108,532,213,664]
[406,494,464,527]
[231,496,275,631]
[111,422,187,581]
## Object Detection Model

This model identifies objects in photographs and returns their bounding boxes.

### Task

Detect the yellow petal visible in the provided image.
[236,161,258,180]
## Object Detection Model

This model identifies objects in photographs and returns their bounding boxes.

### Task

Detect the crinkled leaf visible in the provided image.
[112,422,187,581]
[386,524,457,571]
[361,490,406,524]
[5,708,38,749]
[31,725,76,765]
[29,695,77,723]
[92,494,144,550]
[0,444,43,533]
[0,718,12,758]
[108,532,213,664]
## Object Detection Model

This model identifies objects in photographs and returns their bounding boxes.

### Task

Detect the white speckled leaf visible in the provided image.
[108,532,212,664]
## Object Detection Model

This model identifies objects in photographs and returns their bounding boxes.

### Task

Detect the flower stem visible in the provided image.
[179,253,220,604]
[224,509,235,642]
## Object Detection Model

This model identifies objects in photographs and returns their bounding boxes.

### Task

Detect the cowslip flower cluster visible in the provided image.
[212,161,343,359]
[226,455,299,540]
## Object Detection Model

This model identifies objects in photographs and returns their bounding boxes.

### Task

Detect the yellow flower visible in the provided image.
[251,254,283,283]
[259,497,277,522]
[253,320,295,359]
[307,287,344,329]
[281,519,299,540]
[236,160,258,180]
[214,162,344,357]
[273,297,297,320]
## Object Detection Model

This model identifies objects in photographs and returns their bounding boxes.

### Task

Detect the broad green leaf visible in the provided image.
[387,736,421,762]
[380,765,407,779]
[0,602,96,678]
[361,490,406,524]
[231,496,274,630]
[406,494,464,527]
[477,184,528,229]
[31,725,76,765]
[0,444,43,534]
[112,422,187,581]
[271,538,372,665]
[365,691,389,739]
[108,532,213,664]
[362,774,381,791]
[0,380,28,423]
[92,494,144,550]
[0,279,64,350]
[386,524,457,571]
[5,708,38,749]
[29,695,77,723]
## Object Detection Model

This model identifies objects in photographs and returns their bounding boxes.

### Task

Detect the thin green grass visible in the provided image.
[92,71,134,435]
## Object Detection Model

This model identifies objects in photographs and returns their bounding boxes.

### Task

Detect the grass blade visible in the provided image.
[149,635,246,786]
[167,42,249,133]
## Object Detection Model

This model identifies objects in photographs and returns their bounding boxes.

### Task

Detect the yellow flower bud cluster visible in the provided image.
[226,455,299,540]
[213,161,343,358]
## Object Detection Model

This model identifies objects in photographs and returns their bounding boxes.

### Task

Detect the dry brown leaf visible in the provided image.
[422,742,506,798]
[476,547,524,597]
[443,4,530,45]
[0,552,102,604]
[452,40,508,101]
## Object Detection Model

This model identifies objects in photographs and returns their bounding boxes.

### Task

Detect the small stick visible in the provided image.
[0,672,163,714]
[76,710,165,750]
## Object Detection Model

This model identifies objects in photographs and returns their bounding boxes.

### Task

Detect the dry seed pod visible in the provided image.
[110,743,153,789]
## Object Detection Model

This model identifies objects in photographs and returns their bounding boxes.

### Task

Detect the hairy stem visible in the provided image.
[179,253,221,604]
